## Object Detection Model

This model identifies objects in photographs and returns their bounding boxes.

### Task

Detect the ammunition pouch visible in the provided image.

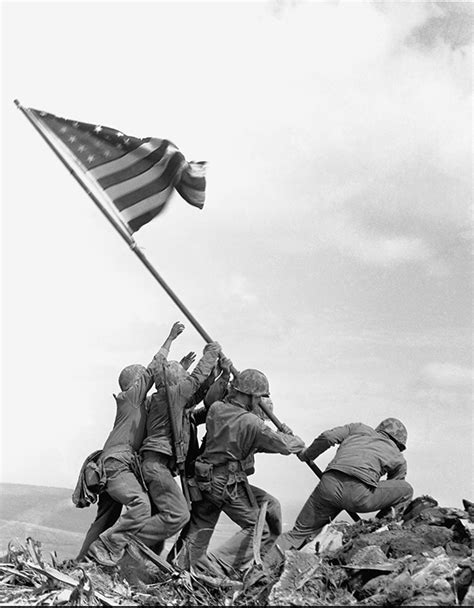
[194,460,213,493]
[194,459,256,507]
[187,476,203,502]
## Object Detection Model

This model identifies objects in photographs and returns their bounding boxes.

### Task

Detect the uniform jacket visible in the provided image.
[141,350,219,460]
[199,399,305,472]
[101,346,169,460]
[306,422,407,487]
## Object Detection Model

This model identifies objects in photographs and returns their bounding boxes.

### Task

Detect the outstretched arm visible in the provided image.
[255,423,306,455]
[180,342,222,404]
[161,322,185,354]
[298,424,353,462]
[203,355,233,408]
[127,322,186,403]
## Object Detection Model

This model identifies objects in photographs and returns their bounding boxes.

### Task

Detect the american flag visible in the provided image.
[29,108,207,233]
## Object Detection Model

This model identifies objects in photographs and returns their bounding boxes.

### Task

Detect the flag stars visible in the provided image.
[78,145,86,152]
[59,126,68,133]
[116,132,124,138]
[87,154,95,163]
[94,125,103,133]
[68,136,77,143]
[104,150,111,158]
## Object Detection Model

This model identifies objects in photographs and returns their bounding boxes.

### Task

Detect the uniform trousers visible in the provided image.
[133,451,190,546]
[99,456,152,556]
[277,469,413,551]
[173,469,281,573]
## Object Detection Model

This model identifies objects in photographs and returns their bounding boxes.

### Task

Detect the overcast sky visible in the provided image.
[1,1,472,520]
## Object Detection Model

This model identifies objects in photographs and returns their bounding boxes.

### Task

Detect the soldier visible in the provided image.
[85,322,185,566]
[268,417,414,560]
[172,369,305,575]
[165,356,235,564]
[132,341,223,549]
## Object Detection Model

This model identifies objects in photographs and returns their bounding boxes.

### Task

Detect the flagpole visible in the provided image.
[15,100,347,493]
[129,244,214,342]
[14,99,214,344]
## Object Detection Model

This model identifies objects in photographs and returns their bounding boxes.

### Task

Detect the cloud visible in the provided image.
[406,2,473,50]
[224,274,259,306]
[195,2,472,275]
[421,362,473,388]
[319,213,436,267]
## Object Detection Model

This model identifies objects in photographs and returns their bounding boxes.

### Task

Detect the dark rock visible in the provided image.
[402,495,438,523]
[421,525,453,548]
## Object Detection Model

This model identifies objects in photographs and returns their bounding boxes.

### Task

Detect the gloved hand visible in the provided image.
[297,447,309,461]
[219,355,232,374]
[280,423,294,435]
[204,341,222,357]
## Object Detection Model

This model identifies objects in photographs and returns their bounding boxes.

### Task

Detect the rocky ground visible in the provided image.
[0,496,472,606]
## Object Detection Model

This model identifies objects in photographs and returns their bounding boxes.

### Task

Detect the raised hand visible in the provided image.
[180,351,197,370]
[169,321,185,340]
[297,448,309,461]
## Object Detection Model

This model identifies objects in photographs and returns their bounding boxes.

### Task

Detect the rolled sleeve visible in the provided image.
[148,346,170,373]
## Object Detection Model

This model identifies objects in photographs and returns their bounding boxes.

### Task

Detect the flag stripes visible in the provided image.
[29,108,206,233]
[96,140,172,188]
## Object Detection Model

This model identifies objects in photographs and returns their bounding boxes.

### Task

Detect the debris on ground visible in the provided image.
[1,496,472,605]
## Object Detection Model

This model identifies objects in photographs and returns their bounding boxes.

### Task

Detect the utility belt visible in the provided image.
[193,459,256,507]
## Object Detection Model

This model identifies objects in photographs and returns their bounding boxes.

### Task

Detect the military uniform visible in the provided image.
[277,421,414,552]
[174,398,305,573]
[88,347,169,563]
[135,348,220,547]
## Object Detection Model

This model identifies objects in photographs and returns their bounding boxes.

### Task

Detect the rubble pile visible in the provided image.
[267,497,474,606]
[0,497,472,606]
[0,538,230,606]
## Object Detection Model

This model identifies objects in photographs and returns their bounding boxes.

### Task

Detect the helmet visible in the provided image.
[154,360,188,388]
[232,369,270,397]
[376,418,408,451]
[119,364,147,391]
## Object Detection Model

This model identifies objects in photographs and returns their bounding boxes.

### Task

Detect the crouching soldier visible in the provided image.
[268,417,414,561]
[85,322,185,566]
[172,369,305,575]
[131,341,223,549]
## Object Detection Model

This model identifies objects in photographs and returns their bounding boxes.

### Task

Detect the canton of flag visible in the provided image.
[29,108,207,233]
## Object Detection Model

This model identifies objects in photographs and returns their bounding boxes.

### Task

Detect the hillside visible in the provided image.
[0,482,239,559]
[0,483,93,559]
